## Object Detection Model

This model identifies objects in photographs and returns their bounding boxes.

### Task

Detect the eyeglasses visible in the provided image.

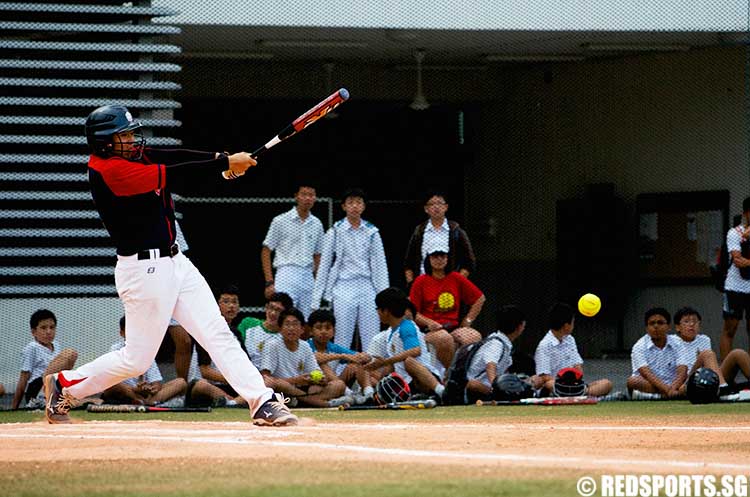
[426,202,447,207]
[266,305,285,313]
[218,298,239,305]
[647,320,668,326]
[679,319,700,325]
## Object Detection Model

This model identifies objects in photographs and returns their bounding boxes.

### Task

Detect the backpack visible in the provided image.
[442,335,505,405]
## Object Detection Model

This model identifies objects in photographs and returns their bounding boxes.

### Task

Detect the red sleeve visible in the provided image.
[409,276,425,313]
[90,156,165,196]
[456,273,483,305]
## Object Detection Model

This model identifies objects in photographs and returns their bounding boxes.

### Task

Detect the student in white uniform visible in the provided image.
[260,307,345,407]
[367,288,443,399]
[627,307,691,399]
[312,188,389,352]
[12,309,78,410]
[673,306,750,396]
[262,184,324,318]
[531,302,612,397]
[466,305,526,403]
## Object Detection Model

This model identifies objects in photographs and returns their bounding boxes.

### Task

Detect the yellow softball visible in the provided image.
[310,370,324,383]
[578,293,601,317]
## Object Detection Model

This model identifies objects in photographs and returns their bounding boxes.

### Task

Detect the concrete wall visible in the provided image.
[0,298,125,396]
[466,46,749,354]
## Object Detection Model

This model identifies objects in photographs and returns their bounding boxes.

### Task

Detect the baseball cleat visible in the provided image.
[252,393,298,426]
[43,374,76,424]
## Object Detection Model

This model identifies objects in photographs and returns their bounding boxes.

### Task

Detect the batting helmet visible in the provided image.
[492,373,533,402]
[686,367,720,404]
[553,368,587,397]
[373,373,411,405]
[85,105,145,159]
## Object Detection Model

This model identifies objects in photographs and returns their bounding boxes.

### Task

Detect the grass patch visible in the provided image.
[2,401,750,425]
[0,458,578,497]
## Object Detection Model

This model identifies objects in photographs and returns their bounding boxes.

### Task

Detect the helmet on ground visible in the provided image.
[686,367,720,404]
[492,373,533,401]
[85,105,145,159]
[553,367,587,397]
[373,372,411,405]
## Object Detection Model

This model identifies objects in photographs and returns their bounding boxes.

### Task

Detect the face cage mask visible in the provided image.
[111,129,145,160]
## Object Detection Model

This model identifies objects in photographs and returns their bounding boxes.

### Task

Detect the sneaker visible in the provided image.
[328,395,356,407]
[630,390,662,401]
[328,395,354,408]
[253,393,298,426]
[43,374,76,424]
[719,392,740,402]
[596,391,628,402]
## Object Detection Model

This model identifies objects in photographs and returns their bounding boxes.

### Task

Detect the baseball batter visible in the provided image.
[43,105,297,426]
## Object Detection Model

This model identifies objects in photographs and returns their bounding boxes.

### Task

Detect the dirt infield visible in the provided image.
[3,413,750,475]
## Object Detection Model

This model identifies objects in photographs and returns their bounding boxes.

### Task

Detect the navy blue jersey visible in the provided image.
[88,148,227,255]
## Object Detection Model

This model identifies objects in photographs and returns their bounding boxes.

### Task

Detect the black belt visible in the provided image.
[136,244,179,260]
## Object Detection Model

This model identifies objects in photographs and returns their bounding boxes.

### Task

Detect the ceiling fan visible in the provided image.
[410,49,430,111]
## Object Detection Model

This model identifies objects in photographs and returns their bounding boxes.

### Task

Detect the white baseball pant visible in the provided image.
[275,265,314,318]
[60,251,273,415]
[331,276,379,352]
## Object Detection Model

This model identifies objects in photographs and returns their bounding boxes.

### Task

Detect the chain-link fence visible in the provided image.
[1,1,749,408]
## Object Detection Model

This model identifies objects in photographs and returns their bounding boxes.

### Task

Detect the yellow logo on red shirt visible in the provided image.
[437,292,455,310]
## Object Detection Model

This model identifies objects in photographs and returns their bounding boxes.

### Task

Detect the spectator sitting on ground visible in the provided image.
[102,316,187,406]
[627,307,690,400]
[672,306,750,397]
[409,245,485,369]
[184,285,250,407]
[465,305,527,404]
[12,309,78,410]
[531,302,612,397]
[307,309,375,406]
[367,287,445,402]
[240,292,294,366]
[260,308,346,407]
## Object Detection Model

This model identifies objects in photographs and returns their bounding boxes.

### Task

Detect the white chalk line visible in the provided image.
[0,431,748,473]
[5,421,750,433]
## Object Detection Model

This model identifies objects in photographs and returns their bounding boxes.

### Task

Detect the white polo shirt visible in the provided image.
[420,219,450,274]
[367,329,390,358]
[676,334,712,369]
[534,330,583,376]
[467,332,513,386]
[631,334,691,385]
[263,207,324,269]
[261,339,320,379]
[20,340,57,383]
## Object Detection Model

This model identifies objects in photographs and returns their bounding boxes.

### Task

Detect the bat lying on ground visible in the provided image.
[87,404,211,413]
[222,88,350,179]
[476,396,598,406]
[338,398,438,411]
